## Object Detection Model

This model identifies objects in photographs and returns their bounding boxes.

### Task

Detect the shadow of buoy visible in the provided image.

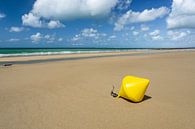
[119,95,152,103]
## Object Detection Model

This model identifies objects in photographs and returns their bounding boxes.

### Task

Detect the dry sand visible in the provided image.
[0,50,195,129]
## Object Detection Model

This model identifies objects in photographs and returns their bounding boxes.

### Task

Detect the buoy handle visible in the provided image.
[111,85,118,98]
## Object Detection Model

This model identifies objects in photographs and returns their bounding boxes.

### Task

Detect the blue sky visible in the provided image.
[0,0,195,48]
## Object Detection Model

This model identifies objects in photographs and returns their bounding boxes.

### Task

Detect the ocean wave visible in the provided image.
[0,50,133,57]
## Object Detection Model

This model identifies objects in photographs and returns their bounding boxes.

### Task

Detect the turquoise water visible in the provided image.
[0,48,144,57]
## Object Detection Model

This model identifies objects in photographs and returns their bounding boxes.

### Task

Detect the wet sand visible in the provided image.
[0,50,195,129]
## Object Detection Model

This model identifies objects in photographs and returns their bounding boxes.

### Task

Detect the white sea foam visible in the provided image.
[0,49,135,57]
[1,49,194,58]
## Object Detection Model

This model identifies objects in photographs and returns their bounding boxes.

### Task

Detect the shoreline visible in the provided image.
[0,48,195,58]
[1,49,195,65]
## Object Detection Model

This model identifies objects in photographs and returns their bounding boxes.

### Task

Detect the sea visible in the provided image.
[0,48,150,57]
[0,48,194,57]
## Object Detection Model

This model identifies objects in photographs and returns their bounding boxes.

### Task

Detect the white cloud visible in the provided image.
[167,30,190,40]
[9,27,24,32]
[81,28,98,38]
[0,13,6,19]
[48,20,65,29]
[132,31,139,36]
[71,28,106,41]
[58,38,63,42]
[167,0,195,29]
[130,26,135,30]
[114,22,124,31]
[8,38,20,42]
[30,33,63,42]
[149,29,163,40]
[149,30,160,36]
[44,35,50,39]
[107,35,117,41]
[109,35,116,39]
[44,34,56,43]
[72,35,80,41]
[114,7,169,31]
[140,25,150,31]
[22,13,65,29]
[22,0,117,28]
[115,0,132,11]
[31,32,42,42]
[22,13,43,28]
[32,0,117,19]
[151,35,163,41]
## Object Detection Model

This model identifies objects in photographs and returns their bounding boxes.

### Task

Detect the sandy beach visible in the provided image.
[0,50,195,129]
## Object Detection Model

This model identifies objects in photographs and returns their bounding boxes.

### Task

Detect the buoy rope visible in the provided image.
[111,85,118,98]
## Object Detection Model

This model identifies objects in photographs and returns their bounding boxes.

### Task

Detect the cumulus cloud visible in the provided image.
[71,28,106,41]
[115,0,132,11]
[30,32,63,42]
[9,27,25,32]
[114,7,169,31]
[32,0,117,19]
[132,31,139,36]
[48,20,65,29]
[130,26,135,30]
[58,38,63,42]
[167,30,190,40]
[22,0,117,28]
[72,35,81,41]
[0,13,6,19]
[31,32,42,42]
[149,30,160,36]
[109,35,116,39]
[151,35,163,41]
[22,13,65,29]
[44,34,56,42]
[167,0,195,29]
[8,38,20,42]
[107,35,117,41]
[22,13,43,28]
[149,29,163,40]
[140,25,150,31]
[81,28,98,38]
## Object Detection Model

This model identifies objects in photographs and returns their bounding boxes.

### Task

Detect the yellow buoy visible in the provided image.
[118,76,150,102]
